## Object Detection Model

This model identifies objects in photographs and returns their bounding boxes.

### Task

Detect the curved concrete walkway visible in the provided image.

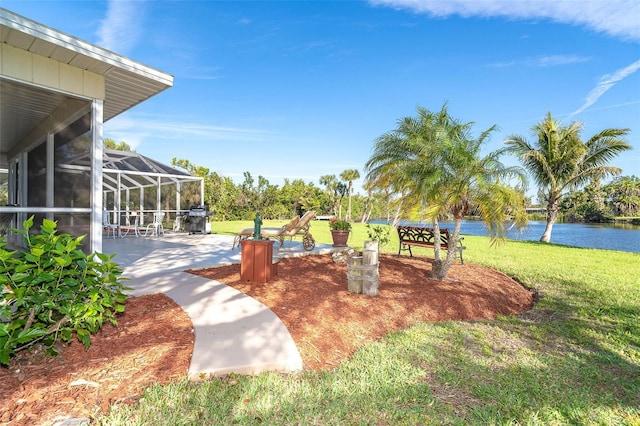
[103,232,337,379]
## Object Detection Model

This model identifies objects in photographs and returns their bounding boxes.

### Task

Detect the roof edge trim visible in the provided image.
[0,8,173,87]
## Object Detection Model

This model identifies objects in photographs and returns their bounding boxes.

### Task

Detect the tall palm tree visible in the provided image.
[319,174,341,217]
[503,112,631,242]
[360,171,404,225]
[361,180,373,223]
[365,103,527,280]
[340,169,360,221]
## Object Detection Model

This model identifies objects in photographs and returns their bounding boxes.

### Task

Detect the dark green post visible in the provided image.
[253,212,262,240]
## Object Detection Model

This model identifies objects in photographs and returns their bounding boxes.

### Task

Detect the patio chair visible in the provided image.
[0,212,16,237]
[233,215,299,249]
[102,211,118,239]
[269,210,316,250]
[144,212,165,237]
[119,211,141,238]
[233,211,316,251]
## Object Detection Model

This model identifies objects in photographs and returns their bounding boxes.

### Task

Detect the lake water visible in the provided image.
[375,220,640,253]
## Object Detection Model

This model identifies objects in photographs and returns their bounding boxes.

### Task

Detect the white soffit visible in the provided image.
[0,7,174,146]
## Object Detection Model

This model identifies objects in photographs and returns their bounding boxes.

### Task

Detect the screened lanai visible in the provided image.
[100,149,204,229]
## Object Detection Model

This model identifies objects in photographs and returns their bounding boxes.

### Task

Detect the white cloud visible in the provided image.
[370,1,640,119]
[488,55,591,68]
[97,0,145,53]
[571,59,640,117]
[535,55,591,67]
[370,0,640,42]
[105,115,273,150]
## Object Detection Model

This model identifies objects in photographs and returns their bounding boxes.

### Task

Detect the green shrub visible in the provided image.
[366,223,391,248]
[0,216,130,365]
[329,218,352,231]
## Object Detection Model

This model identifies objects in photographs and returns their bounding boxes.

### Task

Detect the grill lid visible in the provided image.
[189,205,209,216]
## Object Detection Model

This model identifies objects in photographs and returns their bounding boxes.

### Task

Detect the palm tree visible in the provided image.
[361,180,373,223]
[319,175,340,217]
[360,171,403,225]
[606,176,640,216]
[365,103,527,280]
[503,113,631,242]
[340,169,360,222]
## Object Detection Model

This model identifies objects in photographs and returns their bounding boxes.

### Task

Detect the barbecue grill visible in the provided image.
[188,205,211,234]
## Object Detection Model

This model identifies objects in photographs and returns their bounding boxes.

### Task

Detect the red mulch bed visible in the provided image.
[1,253,533,424]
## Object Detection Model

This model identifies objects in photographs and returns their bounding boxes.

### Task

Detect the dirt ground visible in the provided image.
[0,253,533,425]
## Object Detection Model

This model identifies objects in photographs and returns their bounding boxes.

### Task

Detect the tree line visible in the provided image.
[110,104,635,246]
[168,160,376,222]
[559,175,640,222]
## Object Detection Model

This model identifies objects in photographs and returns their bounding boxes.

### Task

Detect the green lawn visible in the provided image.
[97,221,640,425]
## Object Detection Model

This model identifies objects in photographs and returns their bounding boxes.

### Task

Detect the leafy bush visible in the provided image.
[366,223,391,248]
[0,216,129,365]
[329,218,352,231]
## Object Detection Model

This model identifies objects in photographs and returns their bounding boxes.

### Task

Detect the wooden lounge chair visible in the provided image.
[232,215,299,249]
[265,210,316,250]
[232,211,316,251]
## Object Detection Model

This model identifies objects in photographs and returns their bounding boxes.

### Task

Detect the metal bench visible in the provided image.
[397,225,465,264]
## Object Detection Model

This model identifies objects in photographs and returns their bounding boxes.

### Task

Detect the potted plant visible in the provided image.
[329,217,351,247]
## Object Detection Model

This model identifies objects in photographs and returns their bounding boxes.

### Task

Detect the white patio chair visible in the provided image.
[102,211,118,239]
[120,211,141,237]
[145,212,165,237]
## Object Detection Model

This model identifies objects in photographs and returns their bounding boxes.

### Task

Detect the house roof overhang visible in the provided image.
[0,8,174,155]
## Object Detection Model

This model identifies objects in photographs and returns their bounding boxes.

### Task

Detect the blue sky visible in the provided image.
[5,0,640,200]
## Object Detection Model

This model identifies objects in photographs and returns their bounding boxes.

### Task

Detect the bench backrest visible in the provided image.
[397,225,450,246]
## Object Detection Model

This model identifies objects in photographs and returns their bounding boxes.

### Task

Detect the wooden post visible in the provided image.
[347,256,363,294]
[362,240,379,296]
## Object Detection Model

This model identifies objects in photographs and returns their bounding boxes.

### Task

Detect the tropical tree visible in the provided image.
[340,169,360,221]
[560,182,613,222]
[104,138,132,151]
[172,158,212,206]
[365,103,527,280]
[172,158,239,219]
[605,175,640,216]
[319,175,346,217]
[280,178,324,217]
[319,175,338,216]
[504,112,631,242]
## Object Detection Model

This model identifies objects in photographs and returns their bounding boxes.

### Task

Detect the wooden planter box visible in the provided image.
[240,240,275,283]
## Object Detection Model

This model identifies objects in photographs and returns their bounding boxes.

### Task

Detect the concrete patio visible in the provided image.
[102,232,339,379]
